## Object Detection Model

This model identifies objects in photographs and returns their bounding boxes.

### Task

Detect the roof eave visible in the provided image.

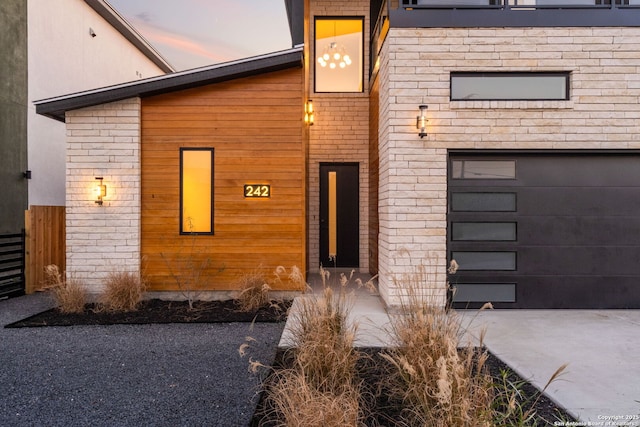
[35,47,303,122]
[84,0,175,73]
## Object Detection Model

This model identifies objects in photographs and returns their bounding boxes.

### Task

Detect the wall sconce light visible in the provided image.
[416,105,428,138]
[95,177,107,205]
[304,100,314,126]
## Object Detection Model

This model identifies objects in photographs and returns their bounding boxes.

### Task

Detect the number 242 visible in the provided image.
[245,185,270,197]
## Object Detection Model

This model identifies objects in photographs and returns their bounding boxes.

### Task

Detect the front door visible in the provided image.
[319,163,359,267]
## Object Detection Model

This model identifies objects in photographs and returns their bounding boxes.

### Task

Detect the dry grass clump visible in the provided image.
[380,260,494,426]
[235,266,308,313]
[264,266,365,426]
[235,269,272,312]
[382,294,494,427]
[249,260,568,426]
[492,362,569,427]
[272,265,309,292]
[381,259,568,426]
[43,264,87,314]
[266,368,362,427]
[99,270,146,312]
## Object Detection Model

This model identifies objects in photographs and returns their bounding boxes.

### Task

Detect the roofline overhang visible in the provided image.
[85,0,174,73]
[389,5,640,28]
[35,47,304,122]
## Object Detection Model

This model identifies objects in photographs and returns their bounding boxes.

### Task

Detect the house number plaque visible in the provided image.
[244,184,270,198]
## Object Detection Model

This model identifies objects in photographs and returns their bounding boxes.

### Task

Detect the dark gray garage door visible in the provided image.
[448,152,640,309]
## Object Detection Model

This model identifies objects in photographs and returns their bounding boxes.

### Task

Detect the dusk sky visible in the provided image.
[108,0,293,71]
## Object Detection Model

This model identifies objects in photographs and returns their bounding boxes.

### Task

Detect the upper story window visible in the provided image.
[451,72,570,101]
[315,17,364,93]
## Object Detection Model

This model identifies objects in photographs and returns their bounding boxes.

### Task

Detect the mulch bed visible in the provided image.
[4,298,291,328]
[250,348,576,427]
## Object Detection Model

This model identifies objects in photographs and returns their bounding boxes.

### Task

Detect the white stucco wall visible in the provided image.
[27,0,167,207]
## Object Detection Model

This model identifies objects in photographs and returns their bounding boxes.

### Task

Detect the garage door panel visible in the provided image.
[518,188,640,216]
[516,156,640,187]
[516,277,640,309]
[452,277,640,309]
[449,152,640,309]
[516,246,640,276]
[518,217,640,246]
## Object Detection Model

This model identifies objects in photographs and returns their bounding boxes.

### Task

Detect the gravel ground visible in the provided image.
[0,293,285,427]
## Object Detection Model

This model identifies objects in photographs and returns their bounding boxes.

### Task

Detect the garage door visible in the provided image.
[448,152,640,309]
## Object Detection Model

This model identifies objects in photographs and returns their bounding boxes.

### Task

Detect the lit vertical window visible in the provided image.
[180,148,213,234]
[315,17,364,93]
[328,171,337,258]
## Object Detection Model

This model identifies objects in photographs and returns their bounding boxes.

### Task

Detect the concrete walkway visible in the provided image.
[281,276,640,424]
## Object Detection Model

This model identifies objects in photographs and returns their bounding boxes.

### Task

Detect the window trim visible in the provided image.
[451,222,517,242]
[313,16,365,94]
[450,72,570,101]
[451,283,517,303]
[179,147,214,235]
[451,159,517,180]
[451,251,517,271]
[450,192,517,212]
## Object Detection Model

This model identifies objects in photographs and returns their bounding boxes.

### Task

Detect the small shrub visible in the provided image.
[160,221,223,309]
[43,264,87,314]
[264,266,365,426]
[99,270,146,312]
[382,300,494,427]
[383,259,567,427]
[273,265,309,292]
[267,368,362,427]
[492,363,568,427]
[235,269,272,312]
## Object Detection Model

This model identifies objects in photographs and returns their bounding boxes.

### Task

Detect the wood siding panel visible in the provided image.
[141,69,305,291]
[25,206,65,293]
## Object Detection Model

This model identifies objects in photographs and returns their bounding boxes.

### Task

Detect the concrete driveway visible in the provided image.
[459,309,640,425]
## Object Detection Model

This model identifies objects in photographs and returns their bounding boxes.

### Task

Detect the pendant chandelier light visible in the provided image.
[317,22,351,70]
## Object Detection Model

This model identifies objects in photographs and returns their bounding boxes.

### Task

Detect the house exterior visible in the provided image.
[36,0,640,309]
[0,0,172,235]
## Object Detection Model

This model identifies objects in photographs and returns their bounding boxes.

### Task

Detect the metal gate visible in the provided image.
[0,231,25,299]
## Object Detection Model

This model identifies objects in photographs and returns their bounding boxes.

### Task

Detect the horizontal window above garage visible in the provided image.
[451,72,570,101]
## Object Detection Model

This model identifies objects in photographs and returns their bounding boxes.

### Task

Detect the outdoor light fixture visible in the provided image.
[95,177,107,205]
[417,105,428,138]
[304,100,314,126]
[317,21,352,70]
[317,42,352,69]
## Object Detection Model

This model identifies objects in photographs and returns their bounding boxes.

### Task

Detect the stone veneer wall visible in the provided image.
[65,98,141,293]
[378,26,640,307]
[307,0,371,272]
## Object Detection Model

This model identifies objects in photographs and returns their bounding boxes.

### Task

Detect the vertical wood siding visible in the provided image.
[141,68,305,291]
[25,205,65,293]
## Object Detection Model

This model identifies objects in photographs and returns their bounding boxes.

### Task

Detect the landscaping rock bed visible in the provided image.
[250,348,577,427]
[5,298,291,328]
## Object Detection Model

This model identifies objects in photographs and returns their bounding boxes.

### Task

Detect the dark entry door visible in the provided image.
[320,163,359,267]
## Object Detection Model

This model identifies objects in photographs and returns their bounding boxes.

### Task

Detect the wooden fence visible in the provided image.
[25,206,65,293]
